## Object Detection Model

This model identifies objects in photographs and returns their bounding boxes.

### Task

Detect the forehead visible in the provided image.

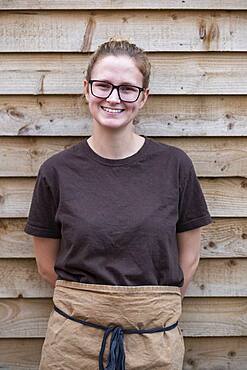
[91,55,143,85]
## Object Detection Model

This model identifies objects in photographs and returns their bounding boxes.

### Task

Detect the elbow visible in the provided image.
[37,263,48,280]
[194,252,200,266]
[37,263,57,287]
[36,261,54,280]
[180,253,200,272]
[189,252,200,267]
[190,254,200,274]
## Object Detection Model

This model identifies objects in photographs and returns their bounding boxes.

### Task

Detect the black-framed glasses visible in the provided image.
[88,80,145,103]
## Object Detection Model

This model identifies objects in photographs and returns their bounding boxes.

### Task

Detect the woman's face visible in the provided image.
[84,55,149,130]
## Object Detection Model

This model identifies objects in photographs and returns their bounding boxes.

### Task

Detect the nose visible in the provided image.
[106,86,121,103]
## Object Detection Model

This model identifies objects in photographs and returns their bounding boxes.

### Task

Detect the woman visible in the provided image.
[24,39,212,370]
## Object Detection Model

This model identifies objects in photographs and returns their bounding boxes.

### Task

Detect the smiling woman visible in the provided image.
[83,47,150,153]
[24,38,212,370]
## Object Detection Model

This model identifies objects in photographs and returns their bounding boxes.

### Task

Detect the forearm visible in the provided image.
[179,256,200,299]
[177,228,202,300]
[39,267,58,288]
[33,237,60,288]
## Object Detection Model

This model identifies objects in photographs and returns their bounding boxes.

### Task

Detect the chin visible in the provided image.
[96,117,131,128]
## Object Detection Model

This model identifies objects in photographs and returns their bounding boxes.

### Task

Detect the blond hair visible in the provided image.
[85,38,151,89]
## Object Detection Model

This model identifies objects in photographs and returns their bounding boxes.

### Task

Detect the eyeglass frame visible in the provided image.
[88,79,145,103]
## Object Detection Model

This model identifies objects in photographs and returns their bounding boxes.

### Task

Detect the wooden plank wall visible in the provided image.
[0,1,247,369]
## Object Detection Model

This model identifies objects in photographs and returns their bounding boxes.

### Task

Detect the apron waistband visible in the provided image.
[55,279,182,294]
[54,304,178,370]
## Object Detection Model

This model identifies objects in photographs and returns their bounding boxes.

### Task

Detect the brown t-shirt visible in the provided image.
[24,136,212,287]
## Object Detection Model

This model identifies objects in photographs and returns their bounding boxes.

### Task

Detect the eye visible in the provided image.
[120,86,138,93]
[94,82,111,90]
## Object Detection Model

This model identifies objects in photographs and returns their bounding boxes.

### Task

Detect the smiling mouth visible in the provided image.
[101,106,125,113]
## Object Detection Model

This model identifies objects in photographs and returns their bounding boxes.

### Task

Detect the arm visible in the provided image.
[33,236,60,288]
[177,227,202,299]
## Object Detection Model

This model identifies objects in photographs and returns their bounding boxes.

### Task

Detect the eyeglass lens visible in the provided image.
[91,81,140,102]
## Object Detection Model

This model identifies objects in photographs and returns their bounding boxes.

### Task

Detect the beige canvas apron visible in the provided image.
[39,280,185,370]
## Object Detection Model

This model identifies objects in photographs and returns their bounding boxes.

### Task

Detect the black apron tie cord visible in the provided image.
[53,304,178,370]
[99,326,125,370]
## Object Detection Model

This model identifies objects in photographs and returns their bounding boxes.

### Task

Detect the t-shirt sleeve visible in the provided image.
[24,165,61,239]
[176,157,212,233]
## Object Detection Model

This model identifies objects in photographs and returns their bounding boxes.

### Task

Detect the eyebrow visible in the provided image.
[95,79,139,86]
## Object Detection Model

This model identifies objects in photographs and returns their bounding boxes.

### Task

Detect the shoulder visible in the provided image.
[147,137,193,169]
[39,141,83,178]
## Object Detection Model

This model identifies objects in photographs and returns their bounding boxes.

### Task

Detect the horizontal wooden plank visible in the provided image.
[0,337,247,370]
[181,297,247,336]
[1,218,247,259]
[0,10,247,52]
[200,178,247,217]
[0,259,53,298]
[0,297,246,337]
[201,218,247,258]
[1,137,247,177]
[0,258,246,298]
[0,298,52,337]
[1,53,247,95]
[183,337,247,370]
[1,1,247,10]
[187,258,247,297]
[0,219,34,258]
[1,95,247,137]
[0,177,246,218]
[0,338,43,370]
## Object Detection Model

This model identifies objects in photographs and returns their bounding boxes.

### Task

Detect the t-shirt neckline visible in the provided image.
[82,135,150,166]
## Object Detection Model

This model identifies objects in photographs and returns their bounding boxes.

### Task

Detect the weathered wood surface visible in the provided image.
[0,298,52,337]
[1,1,247,10]
[0,337,246,370]
[1,95,247,137]
[1,137,247,177]
[0,297,246,337]
[0,10,247,52]
[187,258,247,297]
[0,259,54,298]
[1,218,247,259]
[1,53,247,95]
[0,219,34,258]
[0,338,43,370]
[200,178,247,217]
[0,177,247,217]
[183,337,247,370]
[201,218,247,258]
[0,258,246,298]
[181,297,247,336]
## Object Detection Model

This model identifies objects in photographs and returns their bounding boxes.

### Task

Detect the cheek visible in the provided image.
[129,104,140,115]
[88,97,101,111]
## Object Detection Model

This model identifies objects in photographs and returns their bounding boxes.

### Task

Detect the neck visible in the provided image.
[87,125,145,160]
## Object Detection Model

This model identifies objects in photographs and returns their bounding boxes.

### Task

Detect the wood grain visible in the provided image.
[1,1,247,10]
[1,137,247,177]
[1,95,247,137]
[0,177,247,217]
[1,218,246,259]
[0,258,246,298]
[1,53,247,94]
[0,10,247,52]
[0,338,43,370]
[0,337,247,369]
[0,297,246,337]
[183,337,247,370]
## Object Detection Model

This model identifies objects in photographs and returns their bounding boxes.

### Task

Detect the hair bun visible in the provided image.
[108,36,133,43]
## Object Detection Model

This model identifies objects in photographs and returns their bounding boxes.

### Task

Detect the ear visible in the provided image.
[83,79,89,102]
[139,88,149,110]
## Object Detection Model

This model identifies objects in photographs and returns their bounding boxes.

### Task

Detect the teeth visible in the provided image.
[102,107,123,113]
